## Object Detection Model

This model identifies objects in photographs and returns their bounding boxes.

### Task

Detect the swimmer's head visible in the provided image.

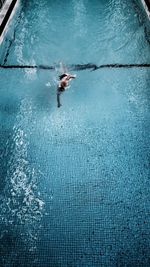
[59,73,68,80]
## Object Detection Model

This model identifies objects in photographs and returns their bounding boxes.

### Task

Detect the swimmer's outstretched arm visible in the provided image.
[66,74,76,80]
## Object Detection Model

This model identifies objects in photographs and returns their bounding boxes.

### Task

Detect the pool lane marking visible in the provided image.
[0,63,150,71]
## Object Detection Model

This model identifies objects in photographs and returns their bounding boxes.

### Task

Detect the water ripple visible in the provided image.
[0,98,44,251]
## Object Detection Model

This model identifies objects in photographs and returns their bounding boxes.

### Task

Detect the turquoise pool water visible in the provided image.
[0,0,150,266]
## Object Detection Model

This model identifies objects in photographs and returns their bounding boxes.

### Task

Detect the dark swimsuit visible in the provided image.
[57,86,65,96]
[58,86,65,92]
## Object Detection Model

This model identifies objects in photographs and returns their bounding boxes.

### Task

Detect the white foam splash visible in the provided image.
[45,81,51,87]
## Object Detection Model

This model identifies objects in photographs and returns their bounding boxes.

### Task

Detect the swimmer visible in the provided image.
[57,72,76,108]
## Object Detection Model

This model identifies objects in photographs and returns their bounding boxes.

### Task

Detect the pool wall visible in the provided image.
[144,0,150,10]
[0,0,19,44]
[0,0,20,64]
[140,0,150,18]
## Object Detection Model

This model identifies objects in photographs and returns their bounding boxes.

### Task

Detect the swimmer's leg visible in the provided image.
[57,92,62,108]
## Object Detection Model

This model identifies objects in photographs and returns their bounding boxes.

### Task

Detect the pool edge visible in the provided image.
[0,0,19,45]
[141,0,150,19]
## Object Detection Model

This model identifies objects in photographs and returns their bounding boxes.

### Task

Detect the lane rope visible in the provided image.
[0,63,150,71]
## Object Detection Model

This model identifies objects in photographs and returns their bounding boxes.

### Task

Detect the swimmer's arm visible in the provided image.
[67,74,76,80]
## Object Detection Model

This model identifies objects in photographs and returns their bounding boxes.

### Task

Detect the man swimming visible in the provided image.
[57,72,76,108]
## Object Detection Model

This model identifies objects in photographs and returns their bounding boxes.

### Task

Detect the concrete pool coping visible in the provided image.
[141,0,150,19]
[0,0,19,44]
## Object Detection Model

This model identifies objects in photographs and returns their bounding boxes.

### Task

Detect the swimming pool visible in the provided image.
[0,0,150,266]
